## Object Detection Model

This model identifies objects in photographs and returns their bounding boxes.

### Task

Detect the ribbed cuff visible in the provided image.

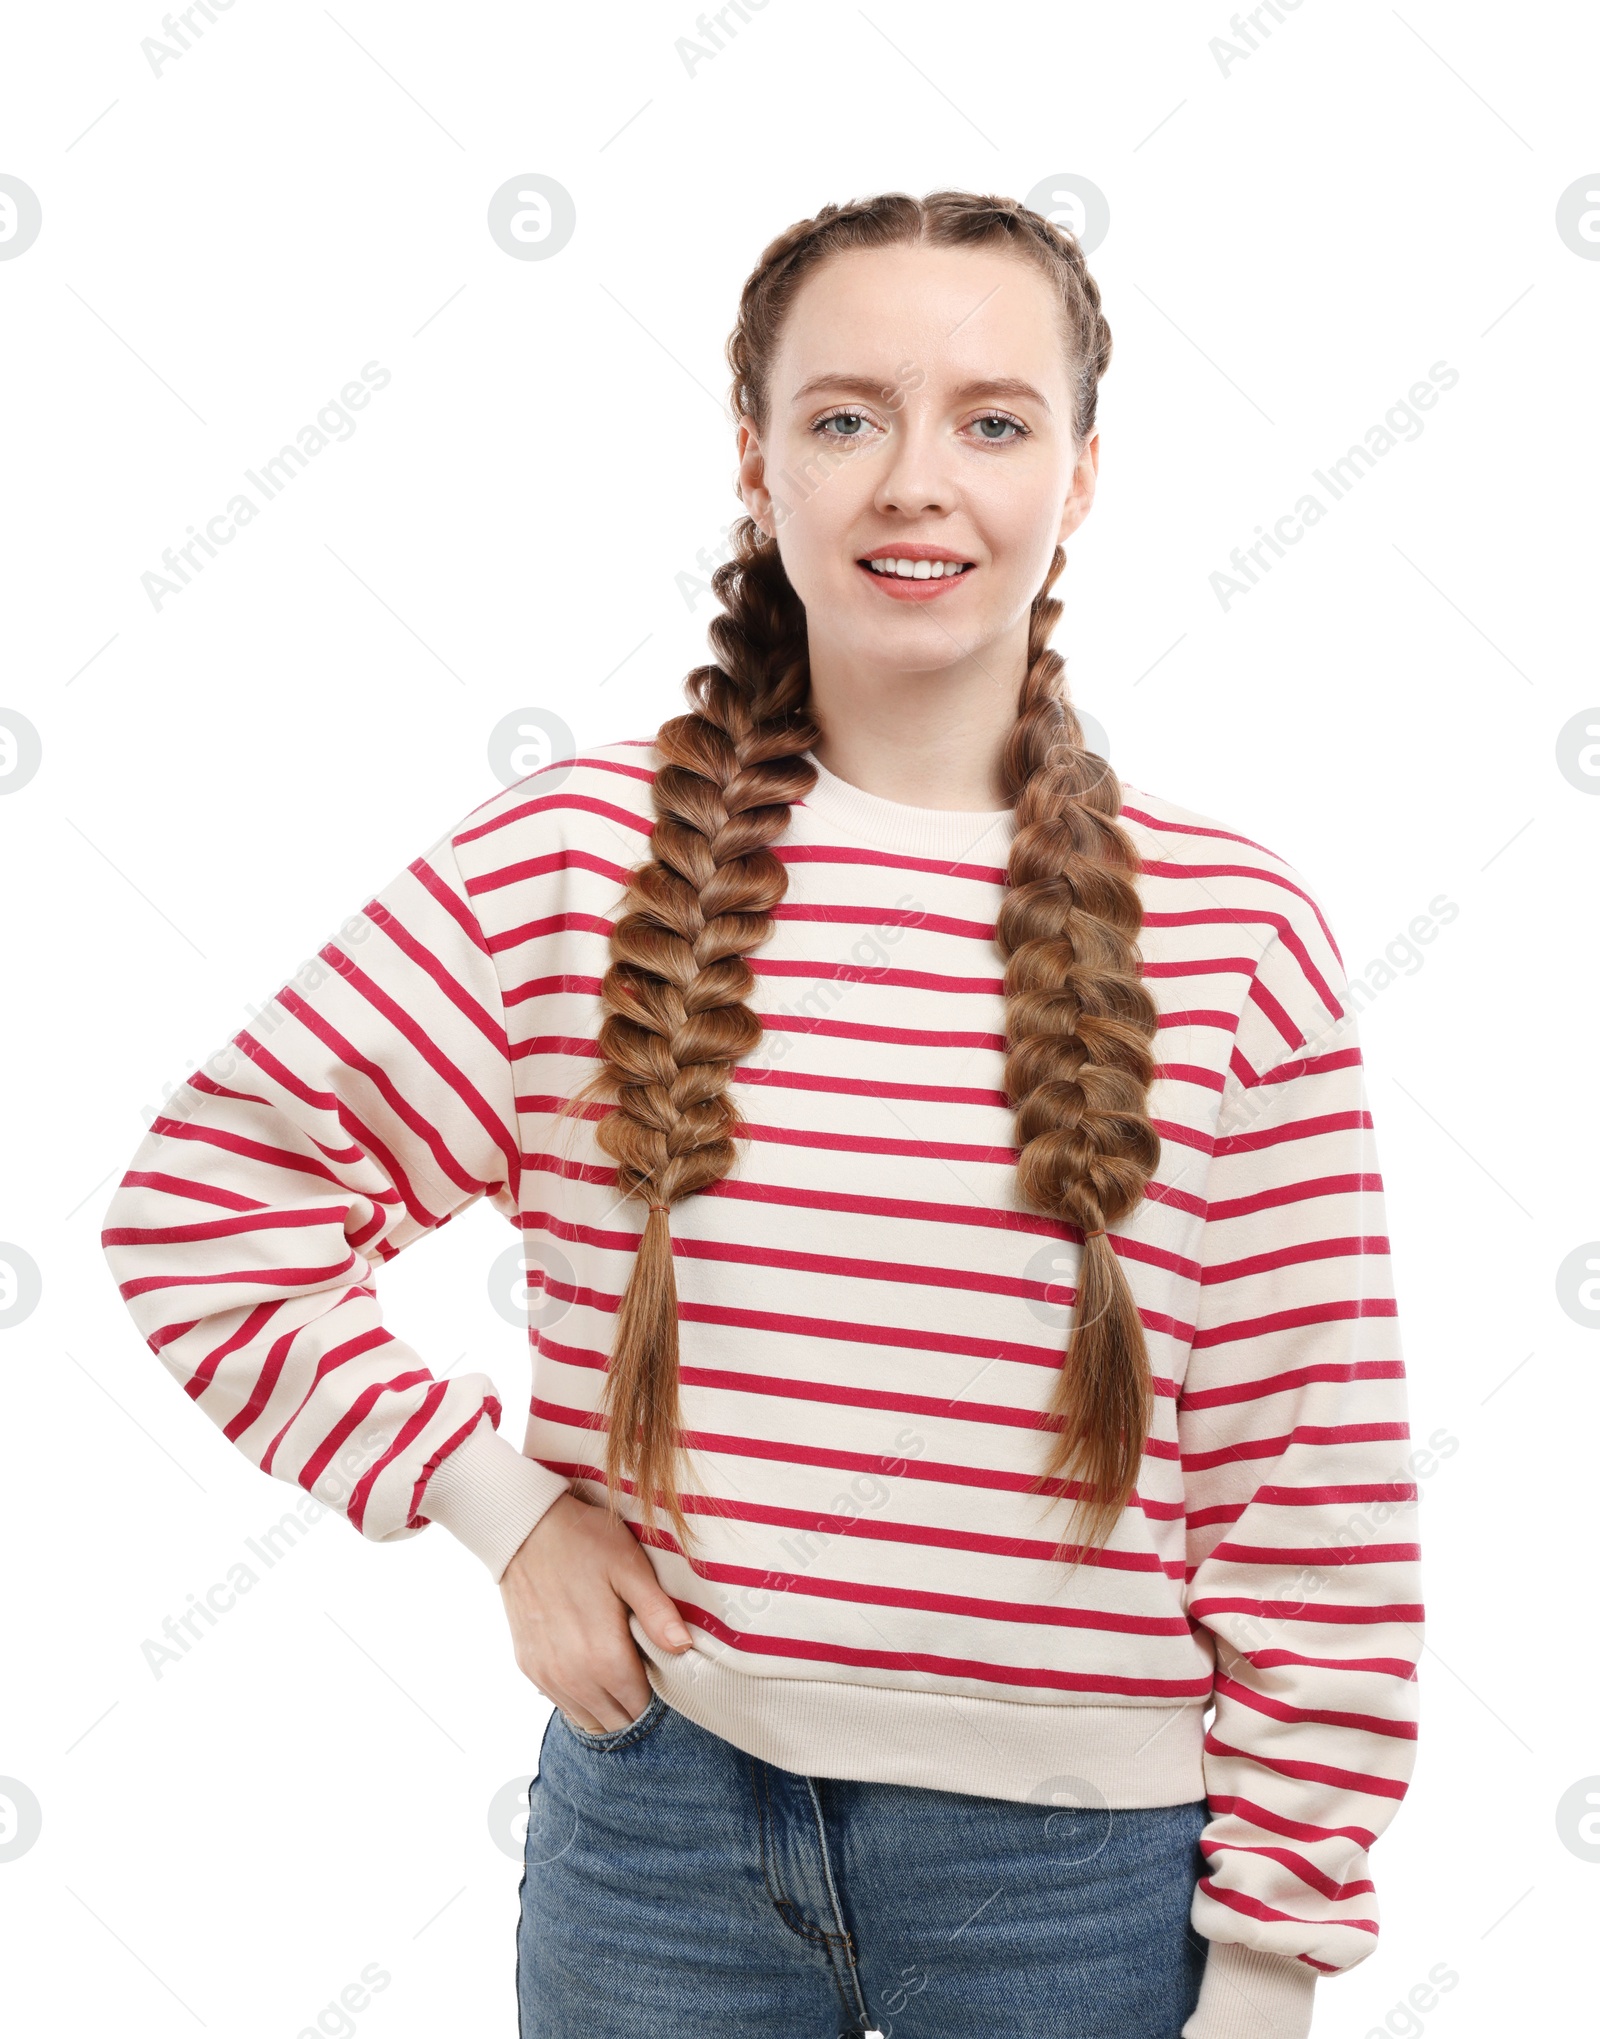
[420,1423,572,1581]
[1183,1942,1318,2039]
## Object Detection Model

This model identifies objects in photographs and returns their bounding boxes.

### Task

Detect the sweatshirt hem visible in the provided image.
[629,1613,1208,1807]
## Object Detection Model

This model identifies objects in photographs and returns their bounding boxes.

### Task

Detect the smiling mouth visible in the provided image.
[856,554,977,600]
[859,556,975,580]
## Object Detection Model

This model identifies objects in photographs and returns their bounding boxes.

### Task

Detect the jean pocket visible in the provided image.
[556,1688,667,1750]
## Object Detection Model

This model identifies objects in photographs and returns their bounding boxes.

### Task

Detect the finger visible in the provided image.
[556,1676,650,1734]
[611,1551,694,1651]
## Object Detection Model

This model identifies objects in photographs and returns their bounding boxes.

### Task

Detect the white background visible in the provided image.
[2,2,1596,2034]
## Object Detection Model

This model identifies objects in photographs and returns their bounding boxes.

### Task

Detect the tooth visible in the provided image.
[913,560,932,578]
[895,560,915,577]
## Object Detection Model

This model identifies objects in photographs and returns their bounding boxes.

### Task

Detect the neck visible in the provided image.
[803,618,1030,810]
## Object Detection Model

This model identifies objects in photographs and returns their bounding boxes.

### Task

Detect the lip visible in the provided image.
[858,543,975,563]
[856,541,978,602]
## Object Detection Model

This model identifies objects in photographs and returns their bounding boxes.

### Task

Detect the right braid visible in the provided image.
[552,529,818,1558]
[545,190,1161,1578]
[999,546,1162,1574]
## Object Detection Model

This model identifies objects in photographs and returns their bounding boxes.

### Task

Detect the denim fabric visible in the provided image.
[516,1688,1210,2037]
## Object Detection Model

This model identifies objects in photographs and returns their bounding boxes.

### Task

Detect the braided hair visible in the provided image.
[553,190,1160,1574]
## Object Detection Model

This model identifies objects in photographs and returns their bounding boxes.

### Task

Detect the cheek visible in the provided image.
[772,448,875,579]
[970,462,1063,566]
[961,517,1050,621]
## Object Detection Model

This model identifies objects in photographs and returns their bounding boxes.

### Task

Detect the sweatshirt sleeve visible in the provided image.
[1176,915,1424,2039]
[99,824,572,1582]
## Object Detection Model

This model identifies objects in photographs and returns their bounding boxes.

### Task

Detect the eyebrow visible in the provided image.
[788,372,1053,413]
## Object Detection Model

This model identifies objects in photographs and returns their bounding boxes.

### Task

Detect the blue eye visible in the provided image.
[971,414,1025,442]
[815,410,872,438]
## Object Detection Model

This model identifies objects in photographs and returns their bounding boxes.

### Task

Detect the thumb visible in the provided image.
[614,1546,694,1652]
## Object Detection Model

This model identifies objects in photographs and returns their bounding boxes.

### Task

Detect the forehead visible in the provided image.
[772,241,1073,396]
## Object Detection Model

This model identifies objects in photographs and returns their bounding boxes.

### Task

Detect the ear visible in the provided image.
[736,421,774,538]
[1056,430,1100,545]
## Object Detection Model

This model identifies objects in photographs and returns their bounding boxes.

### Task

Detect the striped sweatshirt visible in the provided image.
[101,738,1423,2039]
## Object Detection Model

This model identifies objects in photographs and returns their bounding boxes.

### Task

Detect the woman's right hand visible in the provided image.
[498,1490,694,1732]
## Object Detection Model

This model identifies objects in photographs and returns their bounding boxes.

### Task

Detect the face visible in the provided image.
[736,241,1098,693]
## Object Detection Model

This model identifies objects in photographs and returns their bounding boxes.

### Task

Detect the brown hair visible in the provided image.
[554,190,1160,1574]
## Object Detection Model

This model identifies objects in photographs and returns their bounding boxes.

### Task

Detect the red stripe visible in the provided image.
[539,1276,1195,1373]
[534,1395,1170,1511]
[116,1254,359,1303]
[492,908,623,962]
[1205,1790,1375,1848]
[1180,1359,1408,1412]
[1248,975,1306,1053]
[110,1168,266,1213]
[633,1539,1195,1639]
[142,1114,350,1187]
[1233,1045,1363,1090]
[1189,1596,1424,1628]
[1213,1668,1418,1741]
[1203,1730,1410,1801]
[1200,1236,1391,1286]
[1213,1109,1373,1158]
[742,1117,1015,1166]
[102,1207,325,1248]
[1184,1483,1418,1521]
[188,1300,281,1400]
[779,840,1011,884]
[772,900,998,940]
[223,1314,314,1442]
[1199,1878,1378,1938]
[1190,1297,1399,1350]
[659,1595,1214,1701]
[740,1064,1009,1108]
[456,787,652,850]
[1237,1646,1419,1680]
[1206,1173,1384,1222]
[471,847,632,900]
[1200,1838,1375,1904]
[1204,1539,1421,1568]
[751,955,1001,995]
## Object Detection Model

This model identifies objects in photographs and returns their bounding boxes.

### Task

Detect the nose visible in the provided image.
[871,413,956,520]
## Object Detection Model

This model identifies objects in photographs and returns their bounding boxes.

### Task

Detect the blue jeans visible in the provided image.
[516,1688,1210,2037]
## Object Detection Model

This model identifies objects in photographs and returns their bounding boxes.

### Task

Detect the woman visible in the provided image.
[102,191,1423,2039]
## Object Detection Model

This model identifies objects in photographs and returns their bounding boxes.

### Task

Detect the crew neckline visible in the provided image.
[796,749,1017,859]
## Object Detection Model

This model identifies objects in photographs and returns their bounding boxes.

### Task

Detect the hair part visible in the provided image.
[552,190,1160,1579]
